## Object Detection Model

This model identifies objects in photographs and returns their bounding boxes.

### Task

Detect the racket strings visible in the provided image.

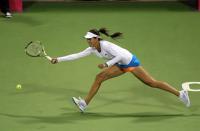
[25,42,43,57]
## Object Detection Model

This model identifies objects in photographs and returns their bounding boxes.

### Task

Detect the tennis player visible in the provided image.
[51,28,190,112]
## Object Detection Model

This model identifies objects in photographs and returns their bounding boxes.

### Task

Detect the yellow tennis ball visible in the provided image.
[16,84,22,89]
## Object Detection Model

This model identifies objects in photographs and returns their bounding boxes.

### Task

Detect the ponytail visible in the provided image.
[98,28,122,39]
[110,32,122,39]
[89,28,123,39]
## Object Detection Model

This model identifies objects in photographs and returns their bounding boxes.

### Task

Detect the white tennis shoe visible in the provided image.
[72,97,87,112]
[5,12,12,18]
[179,90,190,107]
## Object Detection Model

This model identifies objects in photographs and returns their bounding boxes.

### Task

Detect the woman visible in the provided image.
[51,28,190,112]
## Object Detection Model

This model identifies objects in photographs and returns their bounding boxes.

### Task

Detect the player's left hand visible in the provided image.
[98,63,107,69]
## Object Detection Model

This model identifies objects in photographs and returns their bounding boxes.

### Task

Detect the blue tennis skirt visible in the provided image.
[116,55,140,68]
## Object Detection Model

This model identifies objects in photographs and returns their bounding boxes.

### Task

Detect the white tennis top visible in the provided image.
[57,40,133,67]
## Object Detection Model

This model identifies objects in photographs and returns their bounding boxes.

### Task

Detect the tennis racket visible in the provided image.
[25,41,52,61]
[182,82,200,92]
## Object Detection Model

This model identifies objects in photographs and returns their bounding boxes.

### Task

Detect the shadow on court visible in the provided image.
[7,15,44,26]
[11,83,87,96]
[11,83,186,111]
[1,111,199,125]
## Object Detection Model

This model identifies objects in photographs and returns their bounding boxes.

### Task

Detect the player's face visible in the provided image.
[87,37,99,48]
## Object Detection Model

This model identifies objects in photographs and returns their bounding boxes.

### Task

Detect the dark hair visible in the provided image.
[89,28,122,39]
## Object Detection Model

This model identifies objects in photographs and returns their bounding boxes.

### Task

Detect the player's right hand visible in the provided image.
[51,58,58,64]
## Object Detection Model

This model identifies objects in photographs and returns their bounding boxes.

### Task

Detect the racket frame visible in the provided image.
[25,41,52,61]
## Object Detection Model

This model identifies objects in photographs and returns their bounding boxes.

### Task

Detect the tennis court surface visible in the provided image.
[0,2,200,131]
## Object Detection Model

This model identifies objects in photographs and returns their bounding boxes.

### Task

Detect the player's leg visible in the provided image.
[84,65,125,105]
[131,66,190,107]
[0,0,11,17]
[131,66,180,96]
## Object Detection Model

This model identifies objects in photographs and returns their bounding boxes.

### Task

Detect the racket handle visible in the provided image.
[45,56,52,61]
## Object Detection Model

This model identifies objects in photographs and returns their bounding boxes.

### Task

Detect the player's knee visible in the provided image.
[95,73,107,83]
